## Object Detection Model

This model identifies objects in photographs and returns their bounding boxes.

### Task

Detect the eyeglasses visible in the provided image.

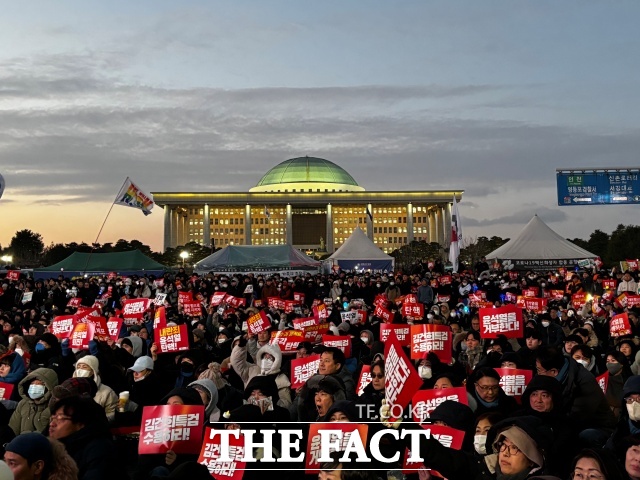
[475,383,500,392]
[50,414,72,423]
[496,441,521,456]
[371,373,385,379]
[571,471,604,480]
[625,395,640,404]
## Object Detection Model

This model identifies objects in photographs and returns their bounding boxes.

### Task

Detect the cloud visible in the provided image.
[462,207,568,227]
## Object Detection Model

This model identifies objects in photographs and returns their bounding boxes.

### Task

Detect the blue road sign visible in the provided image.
[557,170,640,206]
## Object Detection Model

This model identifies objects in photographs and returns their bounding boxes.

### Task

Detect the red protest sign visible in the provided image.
[572,293,587,309]
[603,279,617,291]
[435,294,450,304]
[411,387,469,423]
[313,304,328,322]
[139,405,205,454]
[154,306,167,330]
[226,296,246,308]
[322,335,352,358]
[374,304,392,322]
[524,297,547,313]
[210,292,227,306]
[89,316,110,341]
[177,291,192,307]
[479,304,523,339]
[247,311,271,335]
[51,315,76,339]
[305,423,369,473]
[439,275,452,286]
[626,259,639,271]
[291,354,321,389]
[402,302,424,319]
[410,325,452,363]
[505,292,517,303]
[550,290,565,300]
[293,316,318,330]
[182,301,202,317]
[154,324,190,354]
[69,322,94,349]
[380,323,411,347]
[302,323,329,342]
[596,371,609,395]
[628,295,640,308]
[5,270,20,282]
[267,297,282,309]
[374,294,388,307]
[402,424,465,475]
[522,288,539,298]
[284,300,298,314]
[106,318,123,341]
[122,299,151,322]
[0,382,14,401]
[495,368,533,403]
[357,364,372,396]
[67,297,82,308]
[198,427,246,480]
[610,313,632,337]
[293,292,305,303]
[270,330,304,353]
[385,333,423,422]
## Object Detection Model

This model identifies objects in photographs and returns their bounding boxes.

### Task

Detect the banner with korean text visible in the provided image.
[51,315,76,339]
[494,368,533,403]
[247,311,271,335]
[305,423,369,474]
[385,333,423,422]
[139,405,204,454]
[610,313,632,337]
[322,335,352,358]
[479,304,523,339]
[155,324,190,353]
[270,330,303,353]
[291,354,321,389]
[357,364,372,396]
[410,325,452,363]
[198,427,246,480]
[411,387,468,423]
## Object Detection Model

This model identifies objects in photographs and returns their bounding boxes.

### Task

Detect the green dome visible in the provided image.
[250,157,364,192]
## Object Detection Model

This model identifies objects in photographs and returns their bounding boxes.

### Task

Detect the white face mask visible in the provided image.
[14,347,24,356]
[541,321,550,328]
[75,369,93,378]
[261,358,274,372]
[628,401,640,422]
[418,366,432,379]
[360,336,369,345]
[376,283,381,288]
[576,359,589,368]
[474,434,487,455]
[28,384,45,399]
[217,338,227,344]
[450,311,457,318]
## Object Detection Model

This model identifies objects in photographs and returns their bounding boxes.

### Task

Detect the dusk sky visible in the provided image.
[1,1,639,253]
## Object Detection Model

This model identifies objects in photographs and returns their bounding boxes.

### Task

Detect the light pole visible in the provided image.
[179,251,189,267]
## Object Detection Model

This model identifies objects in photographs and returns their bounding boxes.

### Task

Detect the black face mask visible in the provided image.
[180,363,195,376]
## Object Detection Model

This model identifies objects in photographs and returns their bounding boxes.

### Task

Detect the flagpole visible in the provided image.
[81,178,127,276]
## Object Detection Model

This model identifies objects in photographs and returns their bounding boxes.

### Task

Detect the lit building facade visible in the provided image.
[152,157,463,254]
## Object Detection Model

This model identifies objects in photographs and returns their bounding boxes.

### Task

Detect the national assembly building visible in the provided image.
[152,157,463,254]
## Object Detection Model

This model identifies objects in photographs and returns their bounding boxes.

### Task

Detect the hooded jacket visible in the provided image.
[188,378,220,423]
[9,367,58,435]
[73,355,119,423]
[0,352,27,386]
[230,343,292,408]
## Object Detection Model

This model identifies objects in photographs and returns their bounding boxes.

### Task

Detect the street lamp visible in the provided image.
[179,251,189,266]
[1,255,12,264]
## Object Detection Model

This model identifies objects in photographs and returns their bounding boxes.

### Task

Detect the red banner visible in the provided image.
[628,295,640,308]
[322,335,352,358]
[270,330,304,353]
[550,289,565,300]
[69,322,94,349]
[66,297,82,308]
[572,293,587,309]
[596,371,609,395]
[302,323,329,342]
[626,259,639,271]
[89,316,110,342]
[522,288,539,298]
[154,306,167,330]
[178,291,192,307]
[293,292,305,303]
[410,325,452,363]
[198,427,246,480]
[402,424,465,475]
[182,301,202,317]
[374,294,388,307]
[305,423,369,473]
[284,300,298,314]
[106,318,123,341]
[357,364,372,396]
[267,297,283,310]
[610,313,632,337]
[313,304,328,322]
[0,382,14,401]
[380,324,411,347]
[155,324,190,353]
[290,354,321,389]
[5,270,20,281]
[435,294,450,304]
[51,315,76,339]
[139,405,205,454]
[411,387,468,423]
[122,298,151,321]
[495,368,533,403]
[293,316,318,330]
[504,292,517,303]
[210,292,227,306]
[439,275,452,286]
[479,304,523,339]
[385,333,423,422]
[402,302,424,319]
[603,279,617,291]
[523,297,547,313]
[226,296,246,308]
[247,311,270,335]
[374,304,392,322]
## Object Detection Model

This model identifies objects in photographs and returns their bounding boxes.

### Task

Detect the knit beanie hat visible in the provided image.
[5,432,53,465]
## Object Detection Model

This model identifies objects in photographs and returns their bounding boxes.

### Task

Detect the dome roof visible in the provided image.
[250,157,364,192]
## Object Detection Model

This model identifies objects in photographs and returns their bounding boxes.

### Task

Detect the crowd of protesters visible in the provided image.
[0,258,640,480]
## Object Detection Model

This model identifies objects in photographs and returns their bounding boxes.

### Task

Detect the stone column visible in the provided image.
[366,203,374,241]
[444,203,452,246]
[428,210,436,243]
[286,204,293,245]
[202,204,210,247]
[163,205,172,252]
[171,209,178,248]
[326,204,334,253]
[436,208,445,246]
[245,205,252,246]
[180,213,187,246]
[406,203,414,244]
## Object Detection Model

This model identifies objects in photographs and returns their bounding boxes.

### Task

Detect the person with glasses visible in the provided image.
[467,367,517,417]
[605,376,640,453]
[358,360,385,420]
[568,448,625,480]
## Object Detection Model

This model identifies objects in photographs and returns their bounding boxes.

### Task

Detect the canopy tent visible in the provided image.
[485,215,598,270]
[34,250,167,279]
[194,245,320,276]
[326,226,394,272]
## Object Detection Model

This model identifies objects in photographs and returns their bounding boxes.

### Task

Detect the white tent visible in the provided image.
[486,215,597,270]
[327,226,394,272]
